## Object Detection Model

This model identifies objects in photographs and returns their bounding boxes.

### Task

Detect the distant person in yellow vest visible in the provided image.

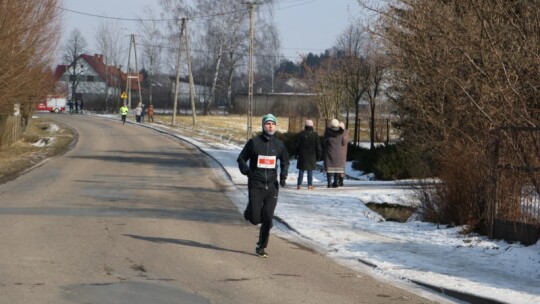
[120,104,129,125]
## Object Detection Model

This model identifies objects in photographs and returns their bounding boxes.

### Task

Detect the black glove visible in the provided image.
[280,177,286,187]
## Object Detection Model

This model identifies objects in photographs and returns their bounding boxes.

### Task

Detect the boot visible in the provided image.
[327,174,332,188]
[331,173,339,188]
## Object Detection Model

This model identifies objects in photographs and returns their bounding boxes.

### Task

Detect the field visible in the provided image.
[152,114,290,145]
[151,113,397,144]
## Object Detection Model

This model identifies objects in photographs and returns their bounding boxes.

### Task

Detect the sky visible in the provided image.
[81,114,540,304]
[59,0,363,62]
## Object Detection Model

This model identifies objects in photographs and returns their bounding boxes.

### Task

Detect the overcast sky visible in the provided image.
[60,0,364,62]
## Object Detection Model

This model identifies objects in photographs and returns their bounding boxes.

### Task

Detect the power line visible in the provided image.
[274,0,317,10]
[57,6,250,23]
[134,42,323,60]
[60,2,331,60]
[57,0,321,23]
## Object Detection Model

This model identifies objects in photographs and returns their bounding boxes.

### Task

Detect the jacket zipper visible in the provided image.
[265,139,269,190]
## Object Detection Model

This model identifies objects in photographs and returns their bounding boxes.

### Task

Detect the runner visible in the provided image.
[120,104,129,125]
[237,113,290,258]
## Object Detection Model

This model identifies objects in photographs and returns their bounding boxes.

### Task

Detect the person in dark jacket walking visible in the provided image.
[295,119,322,190]
[323,119,346,188]
[237,113,290,258]
[79,98,84,114]
[140,103,146,123]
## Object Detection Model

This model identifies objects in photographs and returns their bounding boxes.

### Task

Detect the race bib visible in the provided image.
[257,155,276,169]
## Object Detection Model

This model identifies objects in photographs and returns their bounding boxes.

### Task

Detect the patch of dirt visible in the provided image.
[0,117,75,183]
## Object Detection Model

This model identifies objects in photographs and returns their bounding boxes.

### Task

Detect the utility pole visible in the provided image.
[124,34,143,109]
[244,1,259,140]
[104,62,109,113]
[172,19,186,126]
[125,36,132,109]
[132,34,143,109]
[185,18,197,125]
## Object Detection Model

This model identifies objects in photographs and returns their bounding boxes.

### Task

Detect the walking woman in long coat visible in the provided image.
[323,119,346,188]
[296,119,322,189]
[338,121,349,186]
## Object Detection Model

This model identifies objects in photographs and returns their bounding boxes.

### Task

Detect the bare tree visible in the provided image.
[195,0,235,114]
[159,0,278,114]
[63,29,88,103]
[363,40,387,150]
[95,20,127,111]
[253,12,281,83]
[304,57,346,121]
[369,0,540,229]
[334,24,369,147]
[138,7,164,106]
[0,0,60,142]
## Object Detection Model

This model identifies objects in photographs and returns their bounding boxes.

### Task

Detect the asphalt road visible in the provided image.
[0,114,440,304]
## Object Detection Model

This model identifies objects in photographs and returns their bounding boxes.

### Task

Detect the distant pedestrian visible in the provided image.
[147,104,154,122]
[295,119,322,190]
[338,122,349,186]
[237,113,290,258]
[323,119,346,188]
[120,104,129,125]
[140,103,145,123]
[68,100,73,114]
[79,98,84,114]
[135,103,142,123]
[74,100,79,113]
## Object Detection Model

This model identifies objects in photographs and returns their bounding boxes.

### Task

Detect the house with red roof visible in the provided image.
[54,54,143,111]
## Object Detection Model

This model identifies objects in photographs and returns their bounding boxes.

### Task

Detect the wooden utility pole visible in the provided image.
[244,1,259,140]
[125,34,143,109]
[172,19,186,126]
[185,18,197,125]
[132,35,143,109]
[124,39,131,108]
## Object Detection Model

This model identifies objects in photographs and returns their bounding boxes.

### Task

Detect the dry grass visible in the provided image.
[152,114,290,145]
[149,114,398,145]
[0,117,75,182]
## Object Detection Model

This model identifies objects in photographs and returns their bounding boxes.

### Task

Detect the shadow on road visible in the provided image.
[123,234,253,256]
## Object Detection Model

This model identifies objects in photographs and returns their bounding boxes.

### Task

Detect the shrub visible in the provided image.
[350,143,429,181]
[373,145,411,180]
[406,140,489,232]
[274,131,299,157]
[350,145,377,172]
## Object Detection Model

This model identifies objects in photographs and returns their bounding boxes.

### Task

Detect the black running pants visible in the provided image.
[245,185,279,248]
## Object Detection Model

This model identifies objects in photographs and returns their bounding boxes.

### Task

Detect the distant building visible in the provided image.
[168,76,211,111]
[54,54,143,110]
[234,77,319,117]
